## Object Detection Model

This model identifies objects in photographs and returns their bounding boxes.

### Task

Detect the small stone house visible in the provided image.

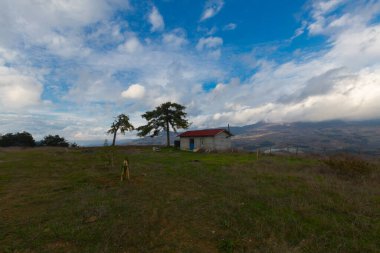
[178,129,232,151]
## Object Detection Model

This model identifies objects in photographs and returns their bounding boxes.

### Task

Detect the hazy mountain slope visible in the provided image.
[231,120,380,154]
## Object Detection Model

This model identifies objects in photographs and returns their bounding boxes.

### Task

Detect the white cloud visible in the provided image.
[200,0,224,21]
[66,72,124,103]
[307,0,380,36]
[203,67,380,125]
[196,36,223,59]
[148,6,165,32]
[307,0,347,35]
[0,0,130,58]
[325,25,380,70]
[223,23,237,31]
[162,29,188,48]
[197,25,219,36]
[121,84,146,99]
[0,66,43,110]
[118,36,143,53]
[290,21,307,41]
[0,47,19,63]
[316,0,346,15]
[196,37,223,51]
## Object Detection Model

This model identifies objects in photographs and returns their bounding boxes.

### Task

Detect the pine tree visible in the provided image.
[137,102,190,147]
[107,114,134,146]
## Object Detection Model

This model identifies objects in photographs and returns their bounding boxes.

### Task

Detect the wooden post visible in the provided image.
[121,158,130,181]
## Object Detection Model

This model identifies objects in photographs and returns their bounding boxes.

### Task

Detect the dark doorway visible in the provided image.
[189,139,195,150]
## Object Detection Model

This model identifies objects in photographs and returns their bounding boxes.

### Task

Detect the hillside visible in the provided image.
[1,147,379,252]
[230,120,380,154]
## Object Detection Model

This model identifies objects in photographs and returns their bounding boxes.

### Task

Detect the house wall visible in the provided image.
[180,132,231,151]
[180,137,190,150]
[213,132,232,150]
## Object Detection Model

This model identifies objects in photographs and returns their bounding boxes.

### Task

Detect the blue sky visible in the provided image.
[1,0,380,143]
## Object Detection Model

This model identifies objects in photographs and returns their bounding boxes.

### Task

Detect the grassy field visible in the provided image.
[0,147,379,253]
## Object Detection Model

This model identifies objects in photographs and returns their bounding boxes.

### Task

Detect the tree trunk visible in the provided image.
[166,120,170,147]
[112,131,117,146]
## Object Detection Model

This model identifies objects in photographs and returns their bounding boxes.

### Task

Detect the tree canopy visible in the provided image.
[107,114,134,146]
[41,135,70,147]
[0,132,35,147]
[137,102,190,147]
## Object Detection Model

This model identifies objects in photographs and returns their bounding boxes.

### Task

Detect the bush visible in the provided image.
[0,132,36,147]
[323,154,373,178]
[41,135,69,147]
[70,142,79,148]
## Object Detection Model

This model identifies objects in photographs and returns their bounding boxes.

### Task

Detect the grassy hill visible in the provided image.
[0,147,379,252]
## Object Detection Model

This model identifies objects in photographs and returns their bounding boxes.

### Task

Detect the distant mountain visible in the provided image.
[76,140,106,147]
[230,120,380,154]
[124,132,179,146]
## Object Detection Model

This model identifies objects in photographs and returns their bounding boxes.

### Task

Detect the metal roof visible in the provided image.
[178,129,232,137]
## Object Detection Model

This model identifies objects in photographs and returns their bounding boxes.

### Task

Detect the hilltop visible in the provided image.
[1,147,379,252]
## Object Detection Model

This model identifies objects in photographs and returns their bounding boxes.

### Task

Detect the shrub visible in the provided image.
[70,142,79,148]
[219,239,235,253]
[0,132,36,147]
[41,135,69,147]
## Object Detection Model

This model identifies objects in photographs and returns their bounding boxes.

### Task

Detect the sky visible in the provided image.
[1,0,380,143]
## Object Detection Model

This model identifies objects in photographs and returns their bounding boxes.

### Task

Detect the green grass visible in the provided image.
[0,147,379,253]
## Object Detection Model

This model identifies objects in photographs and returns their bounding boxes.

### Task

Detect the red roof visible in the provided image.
[178,129,232,137]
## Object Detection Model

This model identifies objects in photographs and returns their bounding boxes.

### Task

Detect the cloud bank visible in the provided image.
[0,0,380,143]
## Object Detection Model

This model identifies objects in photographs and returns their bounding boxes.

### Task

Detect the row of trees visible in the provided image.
[0,132,75,147]
[108,102,190,147]
[1,102,189,148]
